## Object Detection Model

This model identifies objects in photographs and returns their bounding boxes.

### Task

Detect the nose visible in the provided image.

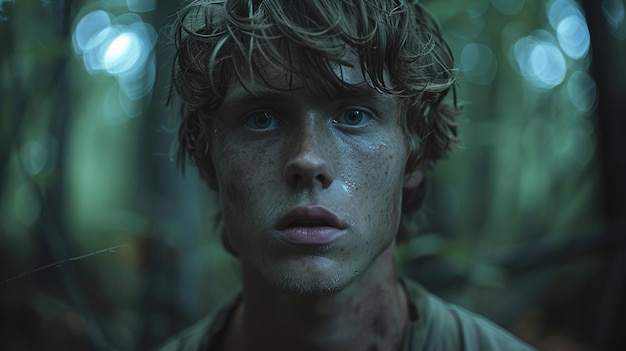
[283,127,334,189]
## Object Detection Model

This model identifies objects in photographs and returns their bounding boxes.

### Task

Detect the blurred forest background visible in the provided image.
[1,0,625,350]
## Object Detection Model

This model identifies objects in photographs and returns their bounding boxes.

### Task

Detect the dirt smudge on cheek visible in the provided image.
[371,311,389,339]
[217,147,257,210]
[352,302,361,317]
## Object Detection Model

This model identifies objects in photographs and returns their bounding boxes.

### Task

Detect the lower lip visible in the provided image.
[279,226,346,245]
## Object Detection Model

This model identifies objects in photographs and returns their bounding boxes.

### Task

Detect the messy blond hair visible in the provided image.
[169,0,460,247]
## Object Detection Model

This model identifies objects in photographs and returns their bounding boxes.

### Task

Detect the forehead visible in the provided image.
[221,51,389,103]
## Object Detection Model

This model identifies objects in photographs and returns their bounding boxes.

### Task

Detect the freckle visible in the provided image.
[353,304,361,316]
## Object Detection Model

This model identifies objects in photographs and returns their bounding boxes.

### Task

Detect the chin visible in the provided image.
[273,271,357,297]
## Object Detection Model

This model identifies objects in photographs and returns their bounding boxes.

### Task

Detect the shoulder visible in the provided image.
[401,278,536,351]
[153,294,241,351]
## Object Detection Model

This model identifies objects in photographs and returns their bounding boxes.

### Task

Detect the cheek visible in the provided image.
[360,138,407,191]
[213,141,279,221]
[214,145,258,213]
[353,143,407,235]
[215,134,267,180]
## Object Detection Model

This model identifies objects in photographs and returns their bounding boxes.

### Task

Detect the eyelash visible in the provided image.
[240,106,378,132]
[244,111,279,131]
[332,107,375,127]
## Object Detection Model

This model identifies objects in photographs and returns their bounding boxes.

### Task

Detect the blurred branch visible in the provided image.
[1,244,128,286]
[582,0,626,221]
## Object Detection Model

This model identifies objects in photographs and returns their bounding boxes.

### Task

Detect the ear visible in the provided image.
[403,168,424,189]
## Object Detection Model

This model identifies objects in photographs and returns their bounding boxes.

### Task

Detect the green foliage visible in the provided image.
[1,0,617,349]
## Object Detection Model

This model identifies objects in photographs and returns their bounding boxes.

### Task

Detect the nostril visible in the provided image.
[316,174,331,189]
[292,173,303,184]
[285,168,333,189]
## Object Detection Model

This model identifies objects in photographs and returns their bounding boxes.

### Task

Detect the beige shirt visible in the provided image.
[156,278,536,351]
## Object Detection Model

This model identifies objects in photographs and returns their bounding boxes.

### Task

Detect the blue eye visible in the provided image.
[334,109,372,126]
[244,112,277,130]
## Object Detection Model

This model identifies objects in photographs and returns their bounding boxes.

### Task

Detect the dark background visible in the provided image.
[1,0,624,350]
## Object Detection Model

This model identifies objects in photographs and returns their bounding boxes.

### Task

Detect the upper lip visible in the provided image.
[276,206,346,230]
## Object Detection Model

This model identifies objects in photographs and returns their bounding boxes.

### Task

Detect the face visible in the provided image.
[207,58,417,296]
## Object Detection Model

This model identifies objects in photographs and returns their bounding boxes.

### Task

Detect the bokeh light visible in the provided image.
[117,54,156,100]
[567,70,598,113]
[81,26,118,73]
[72,5,157,117]
[446,10,485,41]
[20,134,58,178]
[72,10,112,54]
[602,0,626,40]
[501,21,529,56]
[103,32,142,75]
[547,0,584,30]
[556,16,591,59]
[461,43,498,85]
[556,15,590,59]
[513,32,567,89]
[546,0,591,60]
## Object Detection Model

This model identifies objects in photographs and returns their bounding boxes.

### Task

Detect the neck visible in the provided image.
[223,244,408,351]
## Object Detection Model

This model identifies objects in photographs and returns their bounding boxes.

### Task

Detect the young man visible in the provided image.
[159,0,535,350]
